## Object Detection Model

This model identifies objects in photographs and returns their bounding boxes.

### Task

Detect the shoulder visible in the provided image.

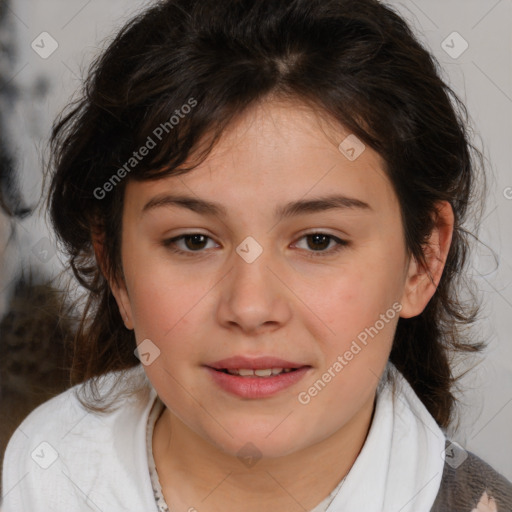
[1,366,158,511]
[4,365,153,451]
[431,440,512,512]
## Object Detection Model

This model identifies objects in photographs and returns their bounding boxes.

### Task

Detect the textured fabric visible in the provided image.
[431,440,512,512]
[2,364,511,511]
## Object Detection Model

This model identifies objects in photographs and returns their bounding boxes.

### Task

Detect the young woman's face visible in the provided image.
[112,98,435,458]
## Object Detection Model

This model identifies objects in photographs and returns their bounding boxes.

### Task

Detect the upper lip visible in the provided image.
[206,356,309,370]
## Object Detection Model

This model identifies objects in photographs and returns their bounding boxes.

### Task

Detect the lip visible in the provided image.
[204,356,312,399]
[205,366,311,399]
[206,356,307,370]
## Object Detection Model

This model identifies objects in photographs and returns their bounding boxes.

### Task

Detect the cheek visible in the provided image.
[313,264,399,333]
[303,246,403,373]
[129,273,191,336]
[124,253,213,355]
[304,269,398,406]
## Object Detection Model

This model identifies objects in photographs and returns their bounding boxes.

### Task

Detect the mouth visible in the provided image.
[204,356,311,398]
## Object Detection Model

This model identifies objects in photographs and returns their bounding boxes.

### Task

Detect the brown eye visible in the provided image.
[163,233,218,255]
[181,234,209,251]
[294,232,349,258]
[306,234,331,251]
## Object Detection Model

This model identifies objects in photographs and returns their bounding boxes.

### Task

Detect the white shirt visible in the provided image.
[2,367,159,511]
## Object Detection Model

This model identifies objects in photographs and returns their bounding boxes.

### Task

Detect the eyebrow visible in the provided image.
[141,193,373,219]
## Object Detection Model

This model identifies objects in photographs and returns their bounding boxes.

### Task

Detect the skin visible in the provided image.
[103,97,454,511]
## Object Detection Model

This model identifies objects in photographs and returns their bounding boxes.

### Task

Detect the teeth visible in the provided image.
[224,368,294,377]
[255,369,272,377]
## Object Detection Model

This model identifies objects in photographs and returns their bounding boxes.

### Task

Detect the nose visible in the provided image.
[216,244,292,335]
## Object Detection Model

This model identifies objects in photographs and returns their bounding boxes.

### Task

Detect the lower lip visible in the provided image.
[205,367,310,399]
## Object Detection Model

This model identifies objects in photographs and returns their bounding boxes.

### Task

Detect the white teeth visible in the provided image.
[224,368,294,377]
[254,369,272,377]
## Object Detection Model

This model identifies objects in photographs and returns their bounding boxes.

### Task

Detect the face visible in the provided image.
[110,98,442,459]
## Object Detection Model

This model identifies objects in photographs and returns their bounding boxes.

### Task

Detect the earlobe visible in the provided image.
[92,230,134,330]
[399,201,454,319]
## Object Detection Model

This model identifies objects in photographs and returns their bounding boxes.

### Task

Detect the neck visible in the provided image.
[153,393,377,512]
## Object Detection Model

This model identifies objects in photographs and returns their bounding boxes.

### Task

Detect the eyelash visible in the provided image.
[162,232,349,259]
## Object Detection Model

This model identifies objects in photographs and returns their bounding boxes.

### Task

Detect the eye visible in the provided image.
[293,232,349,258]
[162,233,218,256]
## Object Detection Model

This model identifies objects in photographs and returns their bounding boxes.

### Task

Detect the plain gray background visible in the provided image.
[1,0,511,480]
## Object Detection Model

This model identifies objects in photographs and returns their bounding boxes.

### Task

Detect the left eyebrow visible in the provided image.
[141,193,373,219]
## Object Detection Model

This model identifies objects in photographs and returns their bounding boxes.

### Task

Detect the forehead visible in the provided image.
[125,98,399,220]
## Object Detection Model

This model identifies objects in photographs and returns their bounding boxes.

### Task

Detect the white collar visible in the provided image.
[326,362,446,512]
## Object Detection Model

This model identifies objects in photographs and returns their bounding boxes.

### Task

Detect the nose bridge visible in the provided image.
[230,235,276,301]
[217,235,291,332]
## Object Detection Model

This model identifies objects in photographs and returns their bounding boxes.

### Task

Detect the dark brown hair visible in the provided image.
[47,0,487,427]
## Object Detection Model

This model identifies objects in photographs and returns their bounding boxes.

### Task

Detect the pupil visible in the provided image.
[308,234,329,251]
[186,234,207,250]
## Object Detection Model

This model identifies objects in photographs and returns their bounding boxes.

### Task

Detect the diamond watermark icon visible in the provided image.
[32,237,56,263]
[237,442,262,469]
[443,441,468,469]
[236,236,263,264]
[31,441,59,469]
[441,31,468,60]
[31,32,59,59]
[338,134,365,161]
[134,338,161,366]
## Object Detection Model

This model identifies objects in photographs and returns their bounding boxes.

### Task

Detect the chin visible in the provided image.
[205,423,309,461]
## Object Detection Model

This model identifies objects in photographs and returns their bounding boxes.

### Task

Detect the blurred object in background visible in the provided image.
[0,0,74,489]
[0,0,28,318]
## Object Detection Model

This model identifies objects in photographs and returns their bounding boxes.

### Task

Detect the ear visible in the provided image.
[92,229,134,330]
[399,200,454,319]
